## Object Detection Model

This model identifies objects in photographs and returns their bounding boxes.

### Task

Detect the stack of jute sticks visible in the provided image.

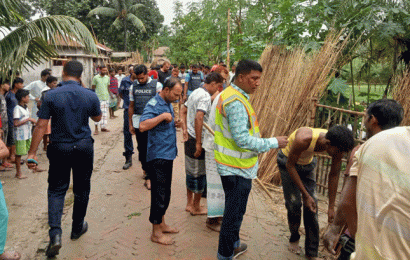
[250,31,350,186]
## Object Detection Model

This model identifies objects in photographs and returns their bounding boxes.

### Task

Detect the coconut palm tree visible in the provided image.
[88,0,146,52]
[0,0,97,80]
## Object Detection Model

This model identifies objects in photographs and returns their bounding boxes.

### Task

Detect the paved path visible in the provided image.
[1,112,326,259]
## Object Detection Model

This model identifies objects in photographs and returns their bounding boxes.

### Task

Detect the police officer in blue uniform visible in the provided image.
[128,65,163,190]
[183,64,204,101]
[119,67,136,170]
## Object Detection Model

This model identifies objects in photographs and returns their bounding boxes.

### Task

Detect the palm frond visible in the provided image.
[87,7,118,18]
[0,15,97,79]
[111,17,123,30]
[129,3,144,14]
[0,0,21,21]
[126,13,146,32]
[112,0,122,12]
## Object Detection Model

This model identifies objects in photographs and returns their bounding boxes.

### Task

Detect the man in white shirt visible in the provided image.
[115,68,126,87]
[24,69,51,119]
[181,72,224,216]
[323,99,405,260]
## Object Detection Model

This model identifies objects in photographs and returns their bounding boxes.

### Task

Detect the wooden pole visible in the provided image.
[226,8,231,71]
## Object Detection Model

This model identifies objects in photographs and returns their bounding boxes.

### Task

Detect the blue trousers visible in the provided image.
[0,182,8,254]
[217,175,252,260]
[47,138,94,238]
[277,151,319,257]
[123,109,134,157]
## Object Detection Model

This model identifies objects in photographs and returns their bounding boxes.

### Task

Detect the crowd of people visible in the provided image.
[0,57,408,260]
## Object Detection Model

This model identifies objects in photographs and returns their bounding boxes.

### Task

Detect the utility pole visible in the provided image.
[226,8,231,71]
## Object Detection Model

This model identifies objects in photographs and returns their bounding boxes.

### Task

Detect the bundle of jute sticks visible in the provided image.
[393,68,410,126]
[251,31,350,186]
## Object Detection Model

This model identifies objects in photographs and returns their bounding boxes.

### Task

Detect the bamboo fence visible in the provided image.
[251,31,349,186]
[392,68,410,126]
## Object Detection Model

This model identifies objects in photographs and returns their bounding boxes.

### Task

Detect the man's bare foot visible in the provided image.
[160,224,179,234]
[32,167,45,173]
[94,131,99,135]
[151,233,175,245]
[144,180,151,190]
[101,128,110,132]
[185,205,194,213]
[190,206,207,216]
[15,174,27,179]
[0,250,21,260]
[288,241,302,255]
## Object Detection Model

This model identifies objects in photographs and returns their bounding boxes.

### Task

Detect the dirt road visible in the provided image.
[1,113,331,259]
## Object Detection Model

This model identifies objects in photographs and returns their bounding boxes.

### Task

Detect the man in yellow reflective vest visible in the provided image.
[214,60,288,260]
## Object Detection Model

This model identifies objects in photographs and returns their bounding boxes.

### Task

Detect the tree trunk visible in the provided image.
[124,17,128,52]
[226,8,231,70]
[384,39,399,98]
[350,60,356,110]
[367,39,372,105]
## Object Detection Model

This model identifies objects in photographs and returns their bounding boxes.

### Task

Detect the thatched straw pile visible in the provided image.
[392,69,410,126]
[108,51,144,69]
[251,31,349,186]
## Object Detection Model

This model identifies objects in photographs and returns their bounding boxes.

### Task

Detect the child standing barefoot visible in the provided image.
[13,89,36,179]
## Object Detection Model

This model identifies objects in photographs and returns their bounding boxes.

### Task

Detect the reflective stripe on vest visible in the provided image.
[214,86,260,169]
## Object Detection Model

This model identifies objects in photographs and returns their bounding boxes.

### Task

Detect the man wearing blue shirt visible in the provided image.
[118,67,136,170]
[27,61,102,258]
[214,60,288,260]
[139,77,183,246]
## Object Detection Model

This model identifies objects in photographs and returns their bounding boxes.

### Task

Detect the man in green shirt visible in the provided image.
[92,65,110,134]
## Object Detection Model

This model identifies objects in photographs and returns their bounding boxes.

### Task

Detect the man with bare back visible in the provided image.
[277,126,354,260]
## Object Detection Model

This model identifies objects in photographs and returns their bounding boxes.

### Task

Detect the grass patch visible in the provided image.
[345,84,387,103]
[127,212,141,219]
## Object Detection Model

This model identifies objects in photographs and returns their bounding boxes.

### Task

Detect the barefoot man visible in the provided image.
[181,72,224,216]
[139,77,183,245]
[277,125,354,259]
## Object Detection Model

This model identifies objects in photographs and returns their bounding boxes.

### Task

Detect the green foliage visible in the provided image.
[37,0,163,52]
[0,0,97,80]
[328,78,349,96]
[87,0,146,51]
[231,35,266,61]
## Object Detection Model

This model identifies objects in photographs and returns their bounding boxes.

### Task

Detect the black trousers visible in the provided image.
[148,159,173,225]
[277,151,319,257]
[135,129,148,178]
[123,109,134,157]
[47,138,94,238]
[217,175,252,259]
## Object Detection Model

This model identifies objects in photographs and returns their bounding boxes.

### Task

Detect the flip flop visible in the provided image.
[27,159,39,165]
